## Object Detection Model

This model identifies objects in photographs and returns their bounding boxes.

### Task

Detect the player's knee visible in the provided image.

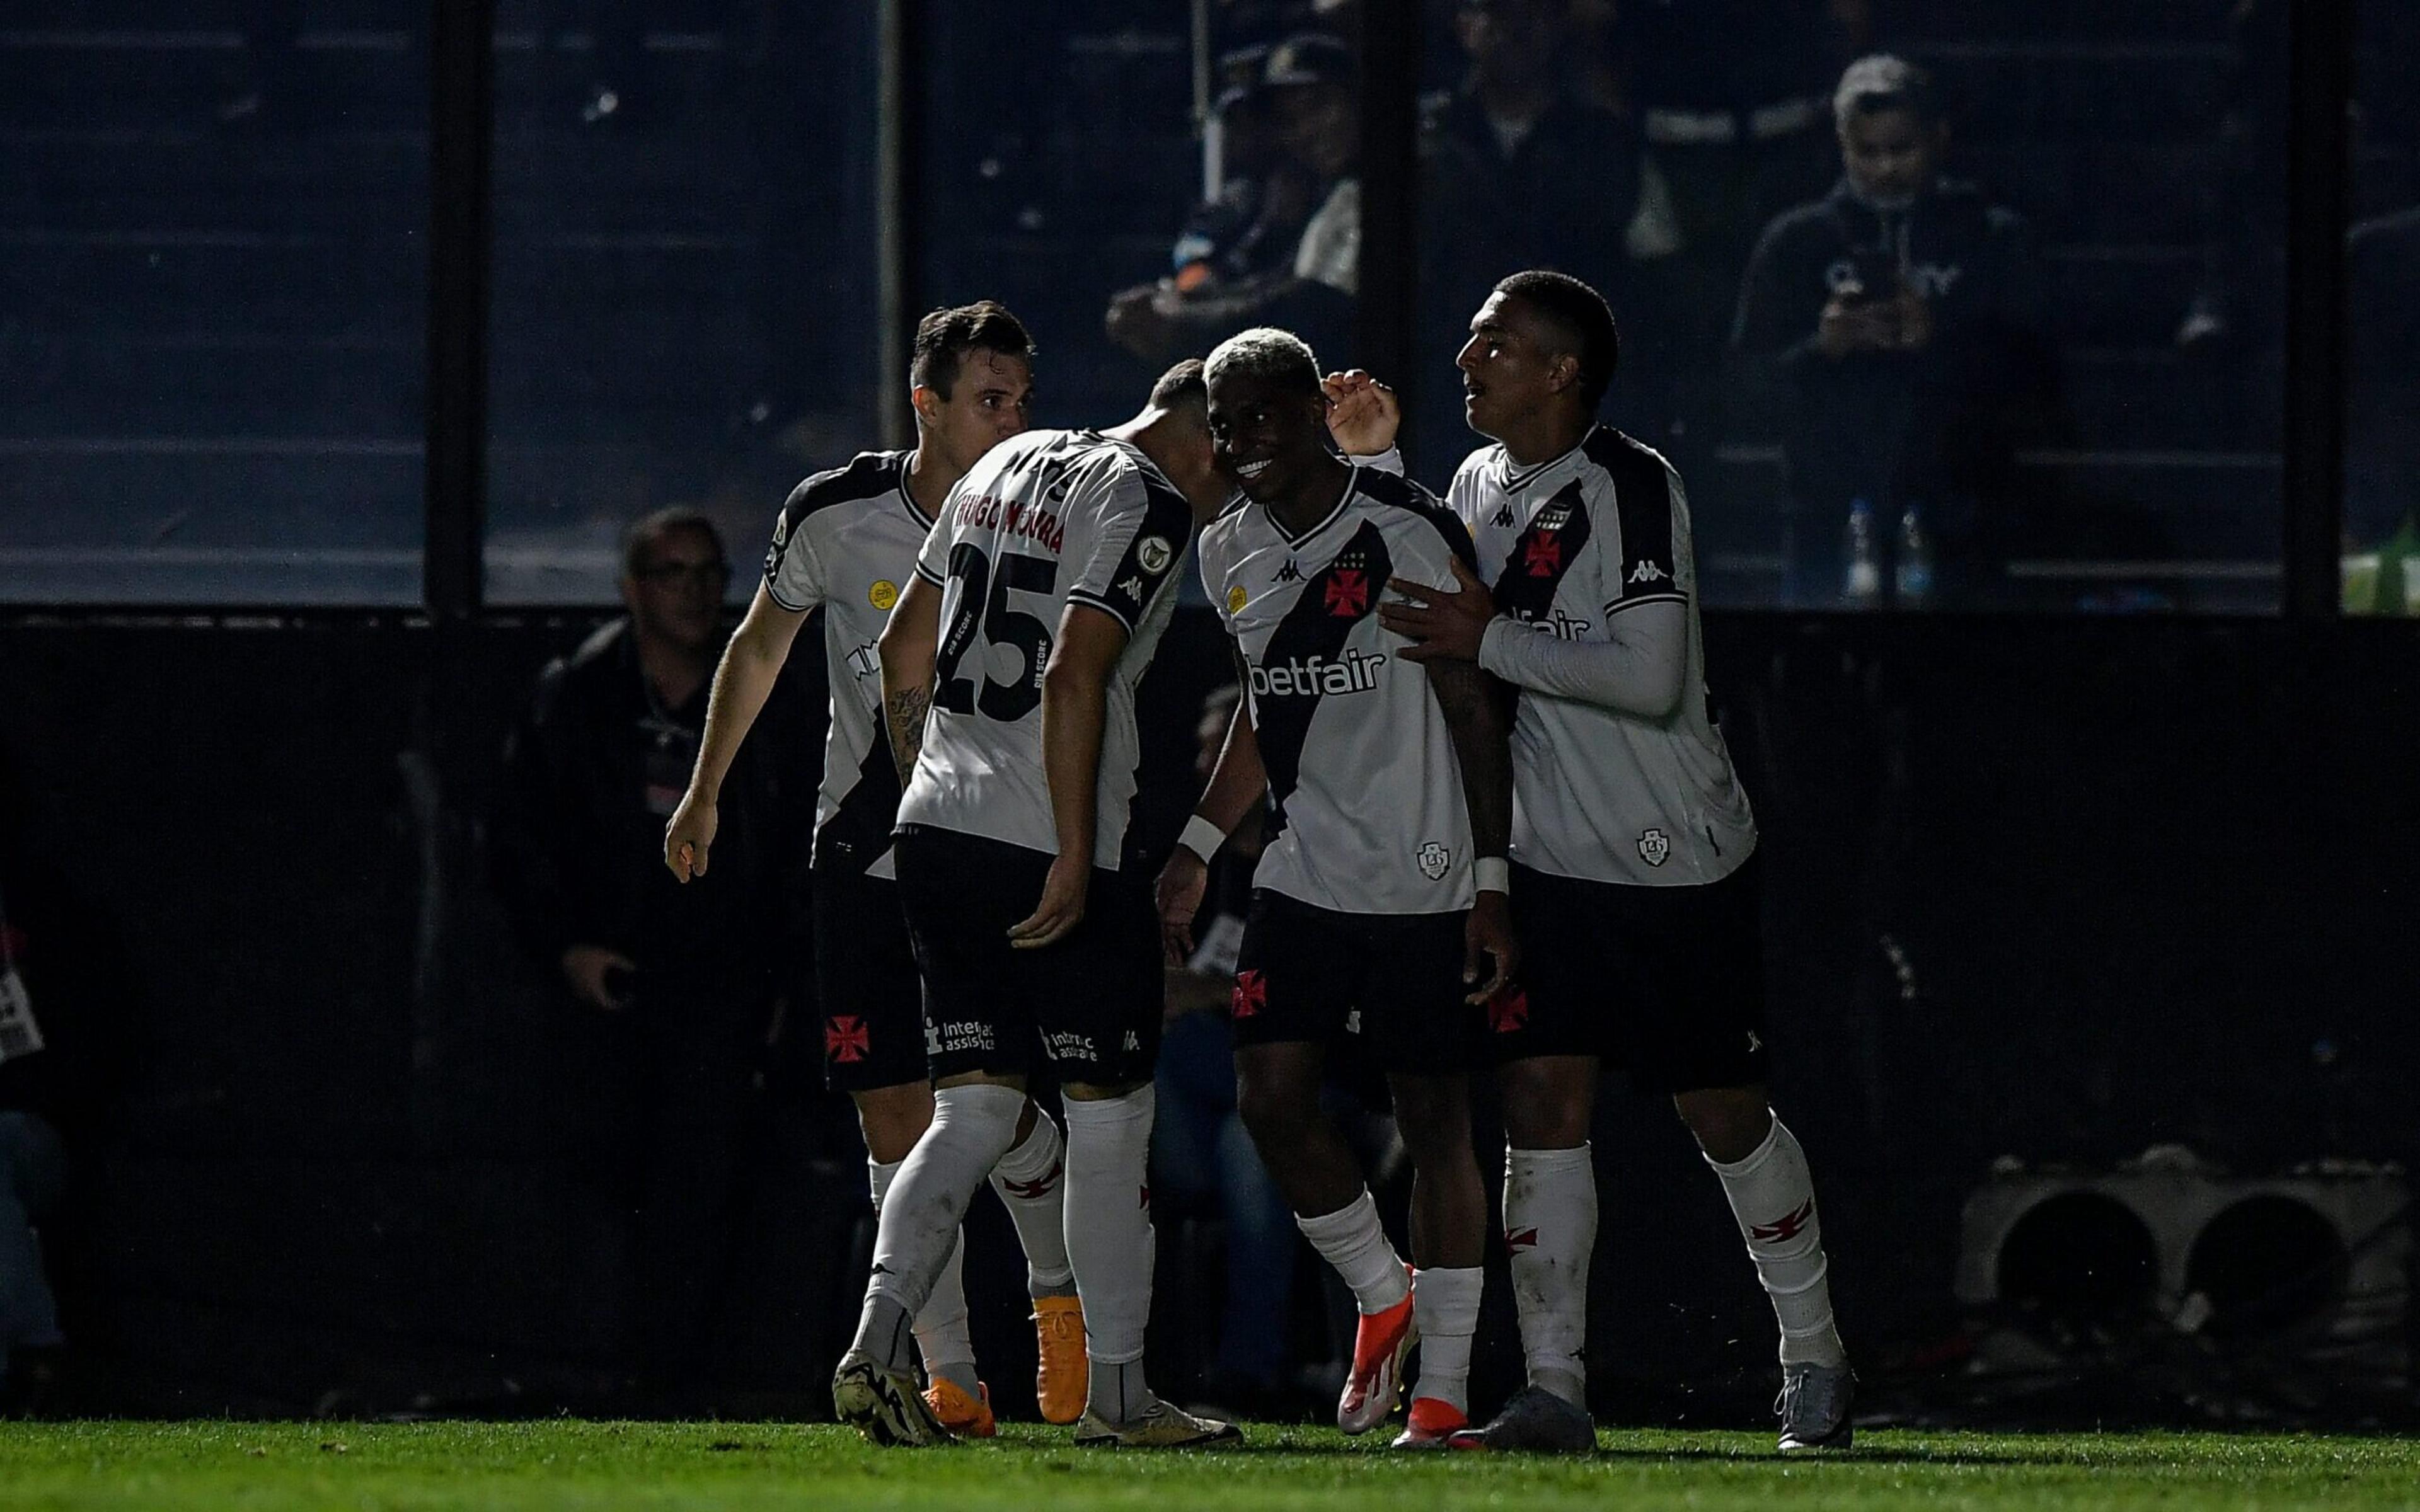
[1674,1087,1772,1164]
[1498,1063,1591,1148]
[1386,1076,1473,1157]
[853,1084,936,1164]
[1235,1076,1317,1154]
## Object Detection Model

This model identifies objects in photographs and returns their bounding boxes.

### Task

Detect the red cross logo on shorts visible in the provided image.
[1487,985,1529,1034]
[1751,1198,1816,1246]
[1231,969,1267,1019]
[1324,570,1368,617]
[1524,534,1563,577]
[824,1015,871,1063]
[1506,1227,1540,1254]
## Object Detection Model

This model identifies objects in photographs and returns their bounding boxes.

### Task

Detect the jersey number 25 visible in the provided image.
[935,542,1056,722]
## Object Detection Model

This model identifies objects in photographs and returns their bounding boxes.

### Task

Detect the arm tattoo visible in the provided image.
[884,685,931,788]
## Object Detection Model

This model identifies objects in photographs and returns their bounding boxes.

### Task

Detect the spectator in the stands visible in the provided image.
[488,508,820,1409]
[1730,55,2053,607]
[1415,0,1671,468]
[1615,0,1874,471]
[1106,32,1361,368]
[0,747,124,1416]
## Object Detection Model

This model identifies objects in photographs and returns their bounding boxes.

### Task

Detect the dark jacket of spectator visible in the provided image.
[488,617,817,1017]
[1731,175,2053,574]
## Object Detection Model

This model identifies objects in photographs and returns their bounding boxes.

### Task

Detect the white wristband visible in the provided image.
[1178,814,1228,863]
[1475,857,1510,895]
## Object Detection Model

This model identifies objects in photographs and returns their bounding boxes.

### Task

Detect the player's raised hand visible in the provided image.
[1009,852,1090,950]
[1322,369,1400,457]
[1380,554,1498,662]
[1463,890,1519,1005]
[663,790,717,881]
[1155,847,1210,965]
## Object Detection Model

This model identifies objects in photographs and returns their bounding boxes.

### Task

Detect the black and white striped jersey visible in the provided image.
[1199,465,1478,916]
[1449,427,1756,886]
[761,449,926,881]
[896,429,1194,869]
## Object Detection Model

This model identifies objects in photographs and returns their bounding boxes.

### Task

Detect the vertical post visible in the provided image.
[2279,0,2355,618]
[1354,11,1421,458]
[424,0,495,618]
[877,0,925,450]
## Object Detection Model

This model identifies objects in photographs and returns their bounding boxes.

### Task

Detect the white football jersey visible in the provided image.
[1199,465,1477,915]
[761,449,928,881]
[1450,427,1757,886]
[896,429,1194,870]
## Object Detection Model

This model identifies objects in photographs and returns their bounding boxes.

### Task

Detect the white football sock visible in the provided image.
[852,1082,1026,1375]
[1062,1085,1158,1421]
[1296,1188,1412,1314]
[988,1106,1077,1296]
[1409,1265,1484,1414]
[1707,1116,1847,1368]
[1504,1143,1596,1406]
[868,1156,977,1395]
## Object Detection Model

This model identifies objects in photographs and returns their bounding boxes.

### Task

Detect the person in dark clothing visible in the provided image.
[0,752,123,1413]
[1730,55,2053,607]
[1415,0,1662,471]
[489,507,819,1405]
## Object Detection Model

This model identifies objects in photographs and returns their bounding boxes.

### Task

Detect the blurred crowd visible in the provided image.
[1098,0,2418,608]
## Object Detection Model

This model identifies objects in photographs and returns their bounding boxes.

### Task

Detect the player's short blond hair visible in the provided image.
[1204,326,1322,399]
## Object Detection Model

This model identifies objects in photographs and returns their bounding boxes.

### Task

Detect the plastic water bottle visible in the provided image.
[1896,502,1935,606]
[1842,498,1882,605]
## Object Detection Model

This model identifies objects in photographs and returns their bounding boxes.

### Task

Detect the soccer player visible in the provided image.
[1155,328,1518,1448]
[830,360,1240,1450]
[1335,270,1855,1453]
[663,303,1085,1437]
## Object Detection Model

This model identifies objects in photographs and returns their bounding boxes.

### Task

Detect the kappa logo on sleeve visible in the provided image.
[1629,559,1671,584]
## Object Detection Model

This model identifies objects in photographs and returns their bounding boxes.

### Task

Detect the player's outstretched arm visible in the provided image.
[1011,602,1131,951]
[1476,597,1689,720]
[1156,639,1268,963]
[665,583,807,882]
[877,572,944,788]
[1429,655,1519,1005]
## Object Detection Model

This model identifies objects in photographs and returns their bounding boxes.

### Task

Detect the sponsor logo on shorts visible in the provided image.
[1416,840,1453,880]
[824,1015,872,1063]
[1488,985,1529,1034]
[1638,828,1671,867]
[1343,1009,1361,1035]
[1043,1030,1097,1063]
[928,1020,995,1056]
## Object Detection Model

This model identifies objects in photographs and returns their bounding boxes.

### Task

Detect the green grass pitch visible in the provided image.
[0,1421,2414,1510]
